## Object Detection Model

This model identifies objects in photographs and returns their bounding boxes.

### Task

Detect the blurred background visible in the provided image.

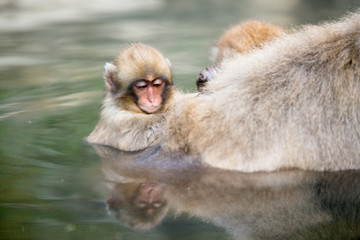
[1,0,360,239]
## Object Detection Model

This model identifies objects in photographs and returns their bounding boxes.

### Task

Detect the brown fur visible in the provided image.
[113,43,173,88]
[197,21,287,92]
[215,20,287,64]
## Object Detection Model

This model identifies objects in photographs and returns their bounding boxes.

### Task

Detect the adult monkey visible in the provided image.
[88,12,360,172]
[165,12,360,172]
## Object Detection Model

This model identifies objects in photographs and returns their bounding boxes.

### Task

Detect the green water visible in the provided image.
[1,0,360,239]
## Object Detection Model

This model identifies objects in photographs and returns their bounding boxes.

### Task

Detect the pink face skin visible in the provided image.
[133,78,165,113]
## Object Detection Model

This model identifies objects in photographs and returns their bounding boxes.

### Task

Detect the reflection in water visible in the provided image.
[92,144,360,240]
[2,1,360,239]
[107,181,168,230]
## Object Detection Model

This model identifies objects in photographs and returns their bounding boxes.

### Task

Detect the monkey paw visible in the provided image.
[196,66,219,92]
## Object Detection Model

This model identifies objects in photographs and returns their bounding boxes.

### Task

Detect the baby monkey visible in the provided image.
[87,43,178,151]
[197,21,287,92]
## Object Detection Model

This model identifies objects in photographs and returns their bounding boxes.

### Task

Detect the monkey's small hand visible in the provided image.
[196,66,219,92]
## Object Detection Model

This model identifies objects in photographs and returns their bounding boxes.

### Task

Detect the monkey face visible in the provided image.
[106,182,168,230]
[132,78,166,113]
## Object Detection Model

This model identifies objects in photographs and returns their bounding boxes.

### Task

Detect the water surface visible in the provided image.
[1,0,360,239]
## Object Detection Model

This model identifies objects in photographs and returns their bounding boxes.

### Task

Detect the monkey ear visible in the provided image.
[166,58,171,67]
[104,63,117,90]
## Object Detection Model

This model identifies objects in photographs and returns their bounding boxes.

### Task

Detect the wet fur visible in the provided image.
[96,145,360,239]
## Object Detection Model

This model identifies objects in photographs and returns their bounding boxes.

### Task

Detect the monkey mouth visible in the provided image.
[139,104,161,114]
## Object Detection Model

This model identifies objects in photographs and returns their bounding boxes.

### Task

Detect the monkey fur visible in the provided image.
[89,12,360,172]
[87,43,188,151]
[197,20,287,92]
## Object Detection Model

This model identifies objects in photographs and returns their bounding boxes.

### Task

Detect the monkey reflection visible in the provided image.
[95,145,360,239]
[197,20,287,91]
[106,181,168,230]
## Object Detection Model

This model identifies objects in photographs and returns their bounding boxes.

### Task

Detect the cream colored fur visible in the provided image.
[164,12,360,172]
[88,12,360,172]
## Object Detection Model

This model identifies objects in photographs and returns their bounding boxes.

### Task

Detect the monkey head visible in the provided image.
[106,182,169,230]
[104,43,173,114]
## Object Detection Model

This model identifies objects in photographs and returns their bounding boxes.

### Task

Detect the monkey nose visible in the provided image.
[147,91,155,103]
[147,96,154,103]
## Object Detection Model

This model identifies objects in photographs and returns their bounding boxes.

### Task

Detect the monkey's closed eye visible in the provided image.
[135,201,148,209]
[152,79,164,88]
[135,81,148,90]
[152,201,163,208]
